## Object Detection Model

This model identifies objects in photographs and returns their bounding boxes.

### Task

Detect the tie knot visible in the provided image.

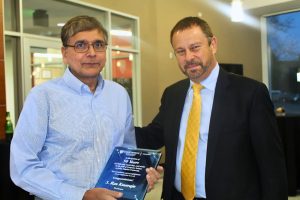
[192,84,204,94]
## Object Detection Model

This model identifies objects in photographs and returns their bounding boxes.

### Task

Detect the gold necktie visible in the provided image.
[181,83,204,200]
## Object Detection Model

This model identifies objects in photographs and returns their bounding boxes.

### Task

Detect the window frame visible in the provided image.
[4,0,142,125]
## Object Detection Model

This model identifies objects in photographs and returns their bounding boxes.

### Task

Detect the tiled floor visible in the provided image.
[144,180,300,200]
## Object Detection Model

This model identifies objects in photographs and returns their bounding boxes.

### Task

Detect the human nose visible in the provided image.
[184,49,195,60]
[86,43,96,55]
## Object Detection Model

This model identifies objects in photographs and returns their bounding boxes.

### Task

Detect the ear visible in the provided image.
[61,46,68,65]
[210,36,218,54]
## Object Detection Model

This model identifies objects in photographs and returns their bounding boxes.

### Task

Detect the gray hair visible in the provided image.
[61,15,108,46]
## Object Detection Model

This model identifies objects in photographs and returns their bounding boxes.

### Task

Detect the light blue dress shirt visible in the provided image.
[174,64,219,198]
[10,68,136,200]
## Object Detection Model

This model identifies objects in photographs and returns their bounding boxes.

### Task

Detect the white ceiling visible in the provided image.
[220,0,300,15]
[241,0,300,16]
[243,0,295,9]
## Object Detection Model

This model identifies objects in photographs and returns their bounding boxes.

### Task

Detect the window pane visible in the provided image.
[112,50,134,101]
[22,0,106,38]
[266,10,300,115]
[111,14,136,49]
[5,36,20,125]
[4,0,19,31]
[30,47,65,86]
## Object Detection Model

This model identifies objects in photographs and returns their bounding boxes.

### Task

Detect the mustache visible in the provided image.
[184,60,208,71]
[184,60,201,68]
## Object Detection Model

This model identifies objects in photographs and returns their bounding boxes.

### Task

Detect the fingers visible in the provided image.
[157,165,164,174]
[104,188,123,199]
[83,188,123,200]
[146,165,164,192]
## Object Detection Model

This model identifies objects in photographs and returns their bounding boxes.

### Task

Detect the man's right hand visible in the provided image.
[83,188,123,200]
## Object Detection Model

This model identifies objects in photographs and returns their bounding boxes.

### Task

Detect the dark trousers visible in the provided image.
[172,187,206,200]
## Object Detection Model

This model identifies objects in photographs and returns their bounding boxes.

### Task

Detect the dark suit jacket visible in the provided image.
[136,69,288,200]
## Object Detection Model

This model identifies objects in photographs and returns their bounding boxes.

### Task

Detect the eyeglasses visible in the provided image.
[65,40,107,53]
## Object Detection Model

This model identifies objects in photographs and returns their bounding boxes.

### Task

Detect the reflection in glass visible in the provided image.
[111,14,136,49]
[266,10,300,115]
[112,50,134,101]
[4,0,19,31]
[22,0,106,38]
[5,36,20,125]
[30,47,65,86]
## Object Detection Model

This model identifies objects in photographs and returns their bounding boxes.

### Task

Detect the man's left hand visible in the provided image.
[146,165,164,192]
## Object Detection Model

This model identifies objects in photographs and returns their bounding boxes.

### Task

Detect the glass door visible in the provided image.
[110,14,141,125]
[23,37,64,101]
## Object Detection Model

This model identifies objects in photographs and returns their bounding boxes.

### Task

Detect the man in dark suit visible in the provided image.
[135,16,287,200]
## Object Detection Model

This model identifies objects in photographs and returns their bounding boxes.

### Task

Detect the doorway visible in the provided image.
[22,37,64,101]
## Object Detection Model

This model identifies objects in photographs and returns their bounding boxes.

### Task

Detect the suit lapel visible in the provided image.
[170,79,190,148]
[205,69,231,178]
[166,79,190,173]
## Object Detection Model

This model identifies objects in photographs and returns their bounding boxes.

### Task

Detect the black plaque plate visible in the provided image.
[95,146,162,200]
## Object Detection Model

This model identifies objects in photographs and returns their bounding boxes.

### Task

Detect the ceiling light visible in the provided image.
[110,30,132,37]
[231,0,244,22]
[57,23,65,27]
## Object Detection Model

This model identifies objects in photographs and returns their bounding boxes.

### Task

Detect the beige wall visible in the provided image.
[84,0,262,125]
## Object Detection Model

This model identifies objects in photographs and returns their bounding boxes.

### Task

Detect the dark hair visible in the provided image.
[61,15,108,47]
[170,16,214,45]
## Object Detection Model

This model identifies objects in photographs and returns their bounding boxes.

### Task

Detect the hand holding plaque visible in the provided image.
[95,146,162,200]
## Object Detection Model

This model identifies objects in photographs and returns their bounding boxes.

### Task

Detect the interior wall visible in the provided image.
[154,0,262,98]
[83,0,262,125]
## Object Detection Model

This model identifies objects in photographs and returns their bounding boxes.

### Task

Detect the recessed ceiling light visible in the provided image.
[231,0,244,22]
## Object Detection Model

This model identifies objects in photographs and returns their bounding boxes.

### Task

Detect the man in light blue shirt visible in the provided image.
[10,15,161,200]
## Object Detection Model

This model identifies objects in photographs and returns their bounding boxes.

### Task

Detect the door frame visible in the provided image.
[22,36,62,102]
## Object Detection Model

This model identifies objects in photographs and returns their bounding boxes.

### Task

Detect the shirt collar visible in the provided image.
[189,63,219,92]
[63,67,104,95]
